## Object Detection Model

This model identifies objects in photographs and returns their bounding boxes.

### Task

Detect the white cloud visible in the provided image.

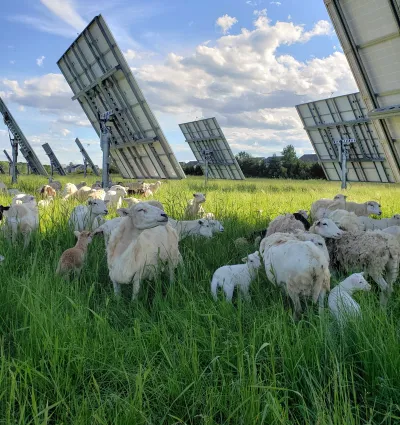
[301,20,333,42]
[270,1,281,5]
[9,60,15,65]
[18,106,25,112]
[61,128,71,136]
[288,14,292,20]
[216,14,238,35]
[36,56,45,67]
[40,0,86,31]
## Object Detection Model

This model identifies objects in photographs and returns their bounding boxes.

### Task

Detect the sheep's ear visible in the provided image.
[255,251,259,255]
[241,257,247,263]
[117,208,129,217]
[73,231,80,238]
[198,219,204,225]
[3,206,10,211]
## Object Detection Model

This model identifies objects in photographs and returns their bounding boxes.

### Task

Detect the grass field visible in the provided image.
[1,174,400,424]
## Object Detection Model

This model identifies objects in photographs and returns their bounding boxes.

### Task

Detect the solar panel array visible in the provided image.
[179,117,245,180]
[296,92,395,183]
[324,0,400,182]
[42,143,66,176]
[57,15,185,180]
[0,97,47,176]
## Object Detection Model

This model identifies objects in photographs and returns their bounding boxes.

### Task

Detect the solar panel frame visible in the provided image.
[0,97,48,176]
[57,15,185,180]
[296,92,395,183]
[179,117,245,180]
[42,143,67,176]
[324,0,400,182]
[75,138,99,176]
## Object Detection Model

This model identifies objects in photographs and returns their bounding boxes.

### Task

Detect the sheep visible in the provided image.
[266,213,306,237]
[123,197,141,206]
[209,219,224,234]
[0,182,7,192]
[185,193,206,219]
[357,214,400,230]
[0,205,10,221]
[310,194,346,219]
[48,180,62,191]
[148,181,162,193]
[211,251,261,302]
[312,218,400,306]
[203,212,216,220]
[40,185,56,198]
[88,189,106,201]
[343,200,382,217]
[68,199,109,231]
[8,189,21,196]
[11,194,36,206]
[73,186,93,202]
[126,180,144,191]
[104,186,128,208]
[56,231,92,279]
[168,218,213,239]
[143,188,153,198]
[3,203,39,247]
[107,202,181,299]
[263,237,331,320]
[38,199,54,208]
[328,273,371,323]
[91,181,102,189]
[76,181,87,190]
[92,208,130,246]
[326,209,364,232]
[62,183,78,199]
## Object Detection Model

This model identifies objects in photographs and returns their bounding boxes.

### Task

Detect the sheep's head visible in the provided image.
[242,251,261,269]
[74,230,93,244]
[114,186,128,196]
[87,199,109,215]
[193,193,206,203]
[296,209,308,219]
[121,202,168,230]
[348,272,371,292]
[0,205,10,221]
[366,201,381,216]
[334,194,347,201]
[391,214,400,223]
[312,218,343,239]
[209,219,224,234]
[197,219,213,238]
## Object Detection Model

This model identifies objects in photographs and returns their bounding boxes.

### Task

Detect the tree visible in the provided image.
[281,145,298,178]
[235,151,252,162]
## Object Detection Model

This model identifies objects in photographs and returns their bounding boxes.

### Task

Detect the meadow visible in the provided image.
[0,174,400,424]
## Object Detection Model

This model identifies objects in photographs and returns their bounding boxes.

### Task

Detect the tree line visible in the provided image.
[182,145,326,180]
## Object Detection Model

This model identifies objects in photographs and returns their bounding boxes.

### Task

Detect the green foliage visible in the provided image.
[0,174,399,423]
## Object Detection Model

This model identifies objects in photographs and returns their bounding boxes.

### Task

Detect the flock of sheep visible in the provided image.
[0,179,398,323]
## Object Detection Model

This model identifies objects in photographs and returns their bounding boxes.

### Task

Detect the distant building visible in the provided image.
[265,156,283,164]
[299,154,319,163]
[185,160,200,167]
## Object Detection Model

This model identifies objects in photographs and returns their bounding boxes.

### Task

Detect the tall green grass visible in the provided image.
[0,175,400,424]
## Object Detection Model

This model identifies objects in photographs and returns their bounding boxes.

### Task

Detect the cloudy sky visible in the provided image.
[0,0,358,168]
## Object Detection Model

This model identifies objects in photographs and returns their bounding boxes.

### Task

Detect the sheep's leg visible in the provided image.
[132,277,141,301]
[224,285,235,303]
[289,292,302,321]
[317,289,326,316]
[240,284,251,302]
[168,263,175,284]
[112,280,121,297]
[370,272,390,307]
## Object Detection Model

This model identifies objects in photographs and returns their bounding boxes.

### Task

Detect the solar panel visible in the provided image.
[57,14,185,183]
[0,97,48,176]
[179,117,245,180]
[324,0,400,182]
[75,138,99,176]
[42,143,67,176]
[296,92,395,183]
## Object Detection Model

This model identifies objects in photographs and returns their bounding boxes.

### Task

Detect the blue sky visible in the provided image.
[0,0,358,168]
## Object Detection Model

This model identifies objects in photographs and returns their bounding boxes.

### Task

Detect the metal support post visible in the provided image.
[334,139,356,190]
[11,140,18,184]
[202,149,212,189]
[99,110,113,189]
[83,158,88,178]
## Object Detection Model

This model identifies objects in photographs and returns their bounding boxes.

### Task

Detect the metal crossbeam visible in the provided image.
[42,143,66,176]
[0,97,48,176]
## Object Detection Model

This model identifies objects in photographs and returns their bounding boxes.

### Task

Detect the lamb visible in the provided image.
[326,209,363,232]
[266,213,306,237]
[211,251,261,302]
[209,219,224,234]
[104,186,128,208]
[343,200,382,217]
[88,189,106,201]
[40,185,56,198]
[3,203,39,247]
[312,218,400,306]
[185,193,206,219]
[62,183,78,199]
[148,181,162,193]
[107,202,181,299]
[310,194,346,219]
[203,212,216,220]
[328,273,371,323]
[68,199,109,231]
[56,231,92,279]
[76,181,87,190]
[11,194,36,205]
[72,186,93,202]
[127,180,144,191]
[263,237,331,320]
[0,182,7,192]
[357,214,400,230]
[168,218,213,239]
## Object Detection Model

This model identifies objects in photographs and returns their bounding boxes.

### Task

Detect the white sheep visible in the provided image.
[62,183,78,198]
[343,200,382,217]
[68,199,109,231]
[56,230,93,279]
[168,218,213,239]
[72,186,93,202]
[357,214,400,230]
[310,194,346,219]
[326,209,364,232]
[211,251,261,302]
[148,181,162,193]
[328,273,371,323]
[104,186,128,208]
[185,193,206,219]
[312,218,400,306]
[38,198,54,208]
[8,189,21,196]
[107,203,181,299]
[11,194,36,206]
[3,203,39,247]
[263,237,331,320]
[209,219,224,234]
[88,189,106,201]
[266,213,306,237]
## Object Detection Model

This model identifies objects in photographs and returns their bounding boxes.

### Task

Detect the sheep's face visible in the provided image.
[391,214,400,222]
[198,219,213,238]
[313,218,343,239]
[193,193,206,203]
[129,202,168,230]
[366,201,381,215]
[209,220,224,233]
[113,186,128,196]
[15,195,36,205]
[334,194,347,201]
[87,199,108,215]
[243,251,261,269]
[349,272,371,292]
[0,205,10,221]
